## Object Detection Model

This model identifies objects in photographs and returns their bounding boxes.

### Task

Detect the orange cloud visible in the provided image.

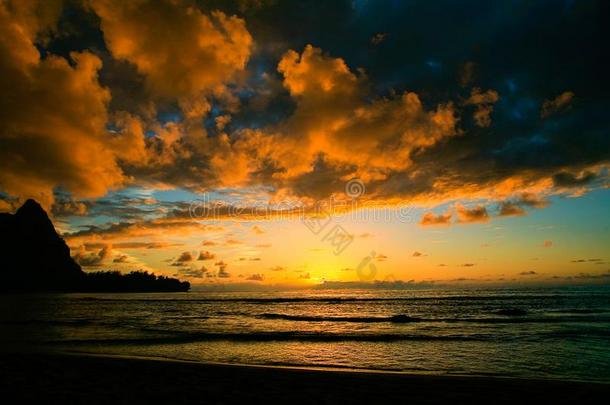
[198,251,216,261]
[225,239,243,245]
[497,192,550,217]
[251,225,265,235]
[1,2,602,224]
[0,1,125,208]
[215,260,230,278]
[113,254,129,263]
[175,251,194,262]
[85,241,183,250]
[73,245,111,267]
[552,170,596,188]
[51,199,89,217]
[541,91,574,118]
[456,203,489,223]
[91,0,252,105]
[243,44,458,193]
[459,61,476,87]
[498,202,526,217]
[87,38,602,212]
[464,88,499,127]
[246,273,265,281]
[419,211,452,226]
[518,193,550,209]
[375,254,388,261]
[64,216,220,248]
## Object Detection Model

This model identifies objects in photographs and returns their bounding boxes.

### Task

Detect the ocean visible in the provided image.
[2,286,610,382]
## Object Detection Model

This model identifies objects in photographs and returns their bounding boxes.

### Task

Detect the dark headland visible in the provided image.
[0,199,189,292]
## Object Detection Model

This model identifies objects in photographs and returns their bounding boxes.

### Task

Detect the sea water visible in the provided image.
[2,286,609,382]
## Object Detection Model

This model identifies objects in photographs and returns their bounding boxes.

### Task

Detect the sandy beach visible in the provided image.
[1,352,608,404]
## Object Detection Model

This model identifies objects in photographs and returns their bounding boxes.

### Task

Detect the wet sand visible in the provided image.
[1,352,608,404]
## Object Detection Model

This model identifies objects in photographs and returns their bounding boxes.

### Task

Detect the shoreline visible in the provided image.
[51,349,610,384]
[1,351,608,404]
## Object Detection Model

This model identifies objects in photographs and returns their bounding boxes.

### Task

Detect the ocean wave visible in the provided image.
[46,331,493,344]
[44,325,610,345]
[0,319,93,326]
[546,309,610,314]
[493,308,528,316]
[6,313,609,330]
[70,294,610,304]
[258,313,421,323]
[255,312,610,324]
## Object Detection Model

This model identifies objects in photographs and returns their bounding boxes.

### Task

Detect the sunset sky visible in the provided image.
[1,0,608,288]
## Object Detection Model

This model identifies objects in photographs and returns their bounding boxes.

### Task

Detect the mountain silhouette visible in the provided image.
[0,199,82,291]
[0,199,189,292]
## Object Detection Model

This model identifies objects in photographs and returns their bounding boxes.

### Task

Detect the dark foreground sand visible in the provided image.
[1,352,608,404]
